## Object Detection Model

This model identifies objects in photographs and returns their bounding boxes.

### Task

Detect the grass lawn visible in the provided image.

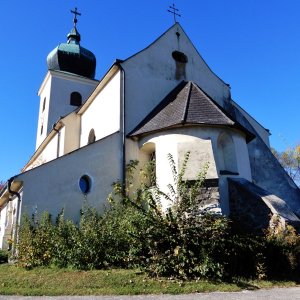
[0,264,298,296]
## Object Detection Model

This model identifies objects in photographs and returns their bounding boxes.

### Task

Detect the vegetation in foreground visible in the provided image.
[0,264,298,296]
[9,153,300,285]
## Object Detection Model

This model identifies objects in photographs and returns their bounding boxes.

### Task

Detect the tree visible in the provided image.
[272,145,300,187]
[0,180,5,190]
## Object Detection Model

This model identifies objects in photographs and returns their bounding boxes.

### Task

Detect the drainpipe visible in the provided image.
[7,177,21,255]
[52,122,61,158]
[117,62,126,196]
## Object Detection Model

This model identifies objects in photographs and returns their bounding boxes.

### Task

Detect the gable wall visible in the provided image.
[122,24,231,134]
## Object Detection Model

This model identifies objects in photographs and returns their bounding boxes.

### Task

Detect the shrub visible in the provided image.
[114,152,234,279]
[17,212,54,268]
[0,250,8,264]
[15,152,300,281]
[16,204,144,270]
[264,217,300,279]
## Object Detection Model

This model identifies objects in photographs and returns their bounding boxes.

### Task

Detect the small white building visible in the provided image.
[1,15,300,249]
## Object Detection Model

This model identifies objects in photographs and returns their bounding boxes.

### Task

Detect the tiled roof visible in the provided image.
[128,81,255,142]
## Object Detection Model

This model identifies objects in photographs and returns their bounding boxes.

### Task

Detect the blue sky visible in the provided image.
[1,0,299,181]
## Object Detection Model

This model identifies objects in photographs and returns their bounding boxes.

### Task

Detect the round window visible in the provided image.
[79,175,91,194]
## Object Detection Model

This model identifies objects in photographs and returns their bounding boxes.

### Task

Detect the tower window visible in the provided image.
[40,124,43,135]
[42,97,46,112]
[172,51,188,80]
[172,51,188,63]
[70,92,82,106]
[88,128,96,144]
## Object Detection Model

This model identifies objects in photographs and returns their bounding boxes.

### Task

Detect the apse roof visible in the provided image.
[128,81,255,142]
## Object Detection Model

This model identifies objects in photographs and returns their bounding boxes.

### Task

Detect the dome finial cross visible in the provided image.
[70,7,81,28]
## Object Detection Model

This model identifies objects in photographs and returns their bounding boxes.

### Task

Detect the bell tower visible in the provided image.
[36,8,98,149]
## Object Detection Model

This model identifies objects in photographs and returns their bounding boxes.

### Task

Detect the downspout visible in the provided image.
[7,177,21,255]
[118,62,126,195]
[52,122,61,158]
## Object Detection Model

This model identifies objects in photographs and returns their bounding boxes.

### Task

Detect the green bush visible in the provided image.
[116,152,233,279]
[264,218,300,279]
[17,212,54,268]
[15,152,300,281]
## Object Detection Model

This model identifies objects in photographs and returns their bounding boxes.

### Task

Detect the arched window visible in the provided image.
[217,132,238,175]
[70,92,82,106]
[172,51,188,63]
[141,142,156,186]
[88,128,96,144]
[148,151,156,186]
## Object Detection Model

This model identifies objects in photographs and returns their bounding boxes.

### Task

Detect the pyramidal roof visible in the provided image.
[128,81,255,142]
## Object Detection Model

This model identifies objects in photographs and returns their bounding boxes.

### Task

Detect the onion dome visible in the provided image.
[47,8,96,79]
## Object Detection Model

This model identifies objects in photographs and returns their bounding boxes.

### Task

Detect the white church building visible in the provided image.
[1,12,300,249]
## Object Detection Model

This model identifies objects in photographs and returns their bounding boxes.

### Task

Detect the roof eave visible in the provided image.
[128,122,255,142]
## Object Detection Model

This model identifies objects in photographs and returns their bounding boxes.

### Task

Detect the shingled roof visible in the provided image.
[128,81,255,142]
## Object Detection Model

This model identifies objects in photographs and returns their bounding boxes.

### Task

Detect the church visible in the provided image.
[1,9,300,249]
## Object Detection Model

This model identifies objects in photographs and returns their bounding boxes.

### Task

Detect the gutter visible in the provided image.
[0,182,8,199]
[52,121,61,158]
[7,177,21,254]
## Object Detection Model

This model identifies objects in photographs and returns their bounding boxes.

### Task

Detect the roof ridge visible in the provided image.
[181,81,192,124]
[192,83,234,125]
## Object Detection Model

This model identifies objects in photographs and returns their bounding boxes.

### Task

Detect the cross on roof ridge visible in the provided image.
[167,4,181,23]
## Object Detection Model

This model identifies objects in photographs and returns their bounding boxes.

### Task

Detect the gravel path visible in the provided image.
[1,287,300,300]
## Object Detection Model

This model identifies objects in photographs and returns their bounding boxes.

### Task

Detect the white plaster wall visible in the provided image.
[62,113,80,154]
[132,126,252,212]
[36,71,98,149]
[59,126,65,157]
[232,132,252,181]
[0,195,20,250]
[24,134,59,171]
[121,24,230,134]
[0,204,7,249]
[140,132,216,210]
[16,133,122,222]
[124,139,152,194]
[217,130,252,215]
[80,71,121,147]
[177,139,217,180]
